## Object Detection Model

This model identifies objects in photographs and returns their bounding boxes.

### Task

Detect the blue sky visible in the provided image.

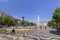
[0,0,60,22]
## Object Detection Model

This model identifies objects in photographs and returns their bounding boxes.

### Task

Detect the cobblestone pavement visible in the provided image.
[0,27,60,40]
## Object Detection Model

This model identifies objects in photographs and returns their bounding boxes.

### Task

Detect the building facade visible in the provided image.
[36,21,48,26]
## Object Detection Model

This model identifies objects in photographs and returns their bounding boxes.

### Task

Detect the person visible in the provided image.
[40,26,42,29]
[45,26,47,29]
[11,27,15,34]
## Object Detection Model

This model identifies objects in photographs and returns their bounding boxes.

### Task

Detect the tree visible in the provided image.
[29,22,36,26]
[0,16,2,25]
[13,19,18,26]
[0,16,18,27]
[51,19,57,26]
[20,16,25,27]
[1,16,8,26]
[53,7,60,23]
[48,21,52,26]
[22,16,25,21]
[20,16,36,27]
[53,7,60,30]
[1,16,13,26]
[48,7,60,31]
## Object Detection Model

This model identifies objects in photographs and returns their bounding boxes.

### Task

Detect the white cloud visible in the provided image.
[0,0,8,2]
[15,15,20,19]
[15,15,18,18]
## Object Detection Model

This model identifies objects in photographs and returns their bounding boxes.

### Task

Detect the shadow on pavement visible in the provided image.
[50,30,60,35]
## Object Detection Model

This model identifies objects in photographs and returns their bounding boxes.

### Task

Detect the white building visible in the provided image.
[36,21,48,27]
[39,21,48,26]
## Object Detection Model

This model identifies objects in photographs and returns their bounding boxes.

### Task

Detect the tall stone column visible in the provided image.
[37,13,40,30]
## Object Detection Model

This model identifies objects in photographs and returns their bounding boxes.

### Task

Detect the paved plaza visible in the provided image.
[0,27,60,40]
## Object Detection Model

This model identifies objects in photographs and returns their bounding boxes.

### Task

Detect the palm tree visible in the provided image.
[21,16,25,27]
[22,16,25,21]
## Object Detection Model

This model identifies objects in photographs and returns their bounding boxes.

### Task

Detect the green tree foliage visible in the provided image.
[22,16,25,21]
[0,16,2,25]
[20,16,36,27]
[0,16,18,27]
[48,21,52,26]
[29,22,36,26]
[1,16,13,26]
[0,15,36,27]
[13,19,18,26]
[48,7,60,30]
[53,7,60,24]
[2,16,9,26]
